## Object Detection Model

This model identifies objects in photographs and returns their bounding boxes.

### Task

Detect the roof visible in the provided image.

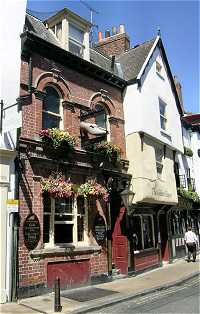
[116,38,156,81]
[90,49,119,76]
[25,14,62,48]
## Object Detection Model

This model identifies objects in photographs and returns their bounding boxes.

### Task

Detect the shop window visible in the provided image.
[155,146,163,179]
[132,215,155,251]
[159,99,167,131]
[42,86,61,129]
[43,194,88,247]
[69,23,84,58]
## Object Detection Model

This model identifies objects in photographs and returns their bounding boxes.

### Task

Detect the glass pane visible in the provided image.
[55,214,73,221]
[55,224,73,243]
[95,105,107,129]
[43,86,60,114]
[42,112,60,129]
[78,216,84,241]
[143,216,154,249]
[55,198,72,214]
[160,116,166,130]
[132,216,142,250]
[43,215,50,243]
[159,102,165,116]
[69,24,84,43]
[77,197,85,215]
[43,194,51,213]
[69,40,83,57]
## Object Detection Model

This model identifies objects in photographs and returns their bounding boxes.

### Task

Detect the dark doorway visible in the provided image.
[159,213,169,262]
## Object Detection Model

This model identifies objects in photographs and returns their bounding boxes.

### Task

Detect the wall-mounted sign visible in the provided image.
[7,199,19,212]
[198,149,200,158]
[23,213,40,250]
[94,214,106,242]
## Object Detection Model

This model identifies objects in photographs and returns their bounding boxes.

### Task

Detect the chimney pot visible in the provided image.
[98,31,103,42]
[119,24,125,34]
[105,30,110,38]
[112,26,117,35]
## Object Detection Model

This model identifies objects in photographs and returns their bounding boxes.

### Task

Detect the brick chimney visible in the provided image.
[174,76,184,112]
[93,24,130,57]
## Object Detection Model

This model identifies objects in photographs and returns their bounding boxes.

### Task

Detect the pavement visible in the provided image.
[0,255,199,314]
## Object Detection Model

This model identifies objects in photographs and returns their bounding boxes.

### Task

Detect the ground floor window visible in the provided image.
[131,215,155,251]
[43,194,88,247]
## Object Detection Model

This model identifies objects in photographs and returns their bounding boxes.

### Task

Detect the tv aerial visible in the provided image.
[80,0,99,45]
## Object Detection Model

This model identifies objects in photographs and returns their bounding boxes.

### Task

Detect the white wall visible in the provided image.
[0,0,27,141]
[123,45,183,153]
[191,131,200,195]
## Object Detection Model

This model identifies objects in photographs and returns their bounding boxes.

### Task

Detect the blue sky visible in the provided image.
[27,0,199,113]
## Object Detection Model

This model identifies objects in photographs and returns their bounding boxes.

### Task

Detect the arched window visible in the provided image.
[42,86,61,129]
[95,104,107,130]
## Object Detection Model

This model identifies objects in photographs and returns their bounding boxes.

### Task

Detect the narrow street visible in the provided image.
[90,276,200,314]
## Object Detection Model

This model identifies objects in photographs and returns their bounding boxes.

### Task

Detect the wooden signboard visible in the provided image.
[94,214,106,242]
[23,213,40,250]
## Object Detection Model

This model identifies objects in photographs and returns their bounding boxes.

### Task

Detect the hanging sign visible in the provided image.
[23,213,40,250]
[94,214,106,242]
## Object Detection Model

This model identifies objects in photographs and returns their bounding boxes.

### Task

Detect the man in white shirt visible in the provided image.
[184,226,199,262]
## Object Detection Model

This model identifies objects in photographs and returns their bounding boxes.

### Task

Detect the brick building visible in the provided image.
[17,9,131,298]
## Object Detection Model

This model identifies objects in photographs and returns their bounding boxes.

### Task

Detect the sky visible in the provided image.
[27,0,199,113]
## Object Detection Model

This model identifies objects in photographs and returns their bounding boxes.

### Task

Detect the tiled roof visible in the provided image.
[25,14,62,48]
[90,49,119,76]
[116,38,156,81]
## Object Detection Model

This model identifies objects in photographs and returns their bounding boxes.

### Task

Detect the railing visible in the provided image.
[175,174,196,191]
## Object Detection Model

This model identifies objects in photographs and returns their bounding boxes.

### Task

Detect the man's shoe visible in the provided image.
[187,259,190,263]
[192,260,196,262]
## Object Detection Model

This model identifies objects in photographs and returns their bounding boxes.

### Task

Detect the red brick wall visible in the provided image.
[20,53,126,156]
[93,33,130,57]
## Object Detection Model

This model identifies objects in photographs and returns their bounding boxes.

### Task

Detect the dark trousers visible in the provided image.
[186,243,196,261]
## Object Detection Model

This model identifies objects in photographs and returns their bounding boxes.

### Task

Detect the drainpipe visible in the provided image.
[28,55,33,94]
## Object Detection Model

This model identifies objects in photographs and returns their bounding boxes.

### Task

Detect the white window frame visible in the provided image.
[155,146,164,179]
[42,85,63,130]
[43,196,89,248]
[68,23,85,58]
[159,99,167,131]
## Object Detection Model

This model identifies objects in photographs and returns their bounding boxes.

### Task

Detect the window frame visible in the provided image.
[42,85,63,130]
[43,195,89,248]
[132,214,155,252]
[95,103,110,141]
[68,23,85,58]
[155,146,164,179]
[159,99,167,131]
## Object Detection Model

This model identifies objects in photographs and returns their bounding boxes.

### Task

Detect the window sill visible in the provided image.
[156,72,165,80]
[160,129,172,141]
[30,245,101,259]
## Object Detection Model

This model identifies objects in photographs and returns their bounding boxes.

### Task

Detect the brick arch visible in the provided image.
[35,72,70,101]
[90,92,115,115]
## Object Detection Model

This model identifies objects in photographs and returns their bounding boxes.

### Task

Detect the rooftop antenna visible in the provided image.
[80,0,99,24]
[80,0,99,45]
[157,27,161,36]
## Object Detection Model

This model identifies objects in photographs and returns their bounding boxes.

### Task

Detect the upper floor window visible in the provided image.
[69,23,84,57]
[50,22,62,41]
[43,194,88,247]
[159,99,167,131]
[42,86,61,129]
[155,146,163,179]
[95,103,109,141]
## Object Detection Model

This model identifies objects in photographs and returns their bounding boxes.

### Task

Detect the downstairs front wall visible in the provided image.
[126,132,178,205]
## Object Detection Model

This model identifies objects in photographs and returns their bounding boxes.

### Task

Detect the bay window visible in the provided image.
[43,194,88,247]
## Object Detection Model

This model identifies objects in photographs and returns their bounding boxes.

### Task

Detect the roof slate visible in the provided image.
[116,38,156,81]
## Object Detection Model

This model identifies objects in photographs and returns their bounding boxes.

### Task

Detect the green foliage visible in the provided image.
[184,146,193,157]
[177,187,200,204]
[39,128,77,150]
[93,141,121,163]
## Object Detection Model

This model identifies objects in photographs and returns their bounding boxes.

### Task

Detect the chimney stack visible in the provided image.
[94,24,130,57]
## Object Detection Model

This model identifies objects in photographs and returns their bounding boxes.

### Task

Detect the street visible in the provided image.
[90,276,200,314]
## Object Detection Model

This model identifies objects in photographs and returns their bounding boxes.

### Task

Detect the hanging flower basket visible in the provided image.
[93,141,121,164]
[77,180,109,202]
[39,128,77,158]
[41,173,74,198]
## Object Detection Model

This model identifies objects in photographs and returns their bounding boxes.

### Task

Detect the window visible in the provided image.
[156,61,162,74]
[95,104,107,130]
[42,86,61,129]
[155,146,163,179]
[69,23,84,57]
[159,99,167,130]
[131,215,155,251]
[43,194,88,247]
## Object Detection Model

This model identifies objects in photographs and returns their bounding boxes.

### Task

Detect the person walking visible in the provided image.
[184,226,199,262]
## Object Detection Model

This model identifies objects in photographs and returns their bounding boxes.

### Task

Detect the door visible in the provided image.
[112,206,128,274]
[159,213,169,261]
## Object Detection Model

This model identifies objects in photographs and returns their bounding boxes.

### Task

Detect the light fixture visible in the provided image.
[120,184,135,212]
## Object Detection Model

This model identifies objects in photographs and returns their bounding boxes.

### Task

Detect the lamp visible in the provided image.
[120,185,135,213]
